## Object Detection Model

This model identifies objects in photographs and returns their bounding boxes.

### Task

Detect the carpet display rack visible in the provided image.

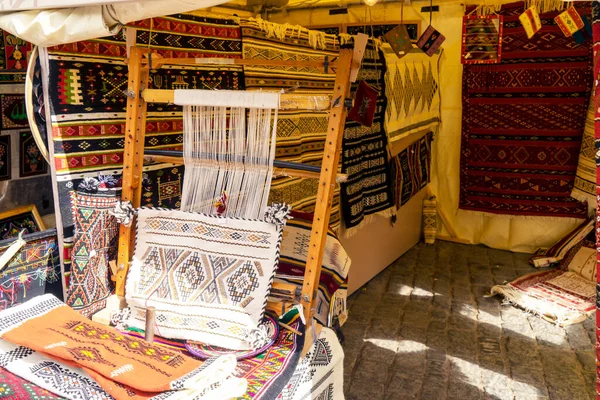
[108,34,368,353]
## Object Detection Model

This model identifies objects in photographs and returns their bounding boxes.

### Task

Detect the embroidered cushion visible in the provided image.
[126,208,284,350]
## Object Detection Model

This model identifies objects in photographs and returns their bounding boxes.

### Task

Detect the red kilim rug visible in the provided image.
[459,1,592,217]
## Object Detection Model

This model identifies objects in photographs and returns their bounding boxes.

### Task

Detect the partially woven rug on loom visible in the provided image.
[459,2,592,217]
[65,189,119,318]
[341,39,395,235]
[492,241,595,325]
[0,295,245,399]
[45,14,243,279]
[126,208,284,350]
[270,211,350,327]
[240,19,342,229]
[381,45,441,143]
[391,132,433,209]
[0,229,62,310]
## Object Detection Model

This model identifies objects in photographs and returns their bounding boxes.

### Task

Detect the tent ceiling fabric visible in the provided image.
[0,0,230,46]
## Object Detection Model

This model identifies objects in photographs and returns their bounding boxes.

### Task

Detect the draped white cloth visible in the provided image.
[0,0,228,46]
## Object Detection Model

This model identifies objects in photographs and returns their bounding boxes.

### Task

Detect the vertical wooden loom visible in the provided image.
[113,34,367,350]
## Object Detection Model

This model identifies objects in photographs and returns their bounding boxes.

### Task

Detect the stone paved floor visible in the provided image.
[342,241,596,400]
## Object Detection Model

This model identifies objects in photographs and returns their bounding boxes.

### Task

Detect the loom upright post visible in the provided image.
[115,46,149,297]
[300,48,354,348]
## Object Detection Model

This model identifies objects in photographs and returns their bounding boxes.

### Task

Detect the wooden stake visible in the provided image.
[115,47,149,297]
[145,306,156,342]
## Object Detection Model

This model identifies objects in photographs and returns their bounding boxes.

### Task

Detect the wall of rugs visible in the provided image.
[0,29,54,219]
[39,15,438,285]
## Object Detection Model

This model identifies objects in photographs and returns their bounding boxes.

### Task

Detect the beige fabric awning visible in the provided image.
[0,0,230,46]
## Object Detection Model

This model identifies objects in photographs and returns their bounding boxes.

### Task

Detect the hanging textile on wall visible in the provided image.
[461,14,503,64]
[0,229,62,311]
[459,3,592,218]
[391,132,433,210]
[555,6,584,37]
[519,5,542,39]
[571,89,596,212]
[381,45,441,143]
[126,207,286,350]
[384,24,413,59]
[239,19,342,230]
[341,39,395,235]
[45,14,243,275]
[65,187,119,318]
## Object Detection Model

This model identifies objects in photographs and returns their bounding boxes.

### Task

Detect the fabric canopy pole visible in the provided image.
[0,0,229,46]
[429,2,585,253]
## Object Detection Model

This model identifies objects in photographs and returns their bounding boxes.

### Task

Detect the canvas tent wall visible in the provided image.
[0,0,230,46]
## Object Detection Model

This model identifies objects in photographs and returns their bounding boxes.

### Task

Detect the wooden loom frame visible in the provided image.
[114,35,366,348]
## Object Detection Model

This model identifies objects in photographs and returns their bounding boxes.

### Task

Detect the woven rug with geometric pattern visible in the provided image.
[459,2,592,217]
[240,19,342,229]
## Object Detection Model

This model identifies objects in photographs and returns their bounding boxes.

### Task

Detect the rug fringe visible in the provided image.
[471,0,566,15]
[490,285,592,326]
[248,17,331,50]
[342,208,395,239]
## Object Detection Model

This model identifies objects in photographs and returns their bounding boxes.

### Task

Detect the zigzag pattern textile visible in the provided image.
[234,319,304,399]
[459,2,592,217]
[0,230,63,311]
[0,366,65,399]
[65,190,119,318]
[45,14,243,277]
[382,45,441,143]
[239,19,342,230]
[340,39,395,234]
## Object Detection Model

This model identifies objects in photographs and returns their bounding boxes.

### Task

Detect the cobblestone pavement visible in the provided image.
[342,241,596,400]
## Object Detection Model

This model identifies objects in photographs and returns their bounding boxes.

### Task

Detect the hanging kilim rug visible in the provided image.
[239,18,342,230]
[459,2,592,217]
[341,39,395,235]
[126,207,286,350]
[270,211,350,327]
[233,319,304,399]
[0,294,245,399]
[0,229,62,311]
[391,132,433,210]
[0,366,65,400]
[381,45,441,143]
[65,188,119,318]
[45,14,243,277]
[570,88,596,213]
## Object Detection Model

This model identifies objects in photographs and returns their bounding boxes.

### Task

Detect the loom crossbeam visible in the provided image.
[142,89,332,111]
